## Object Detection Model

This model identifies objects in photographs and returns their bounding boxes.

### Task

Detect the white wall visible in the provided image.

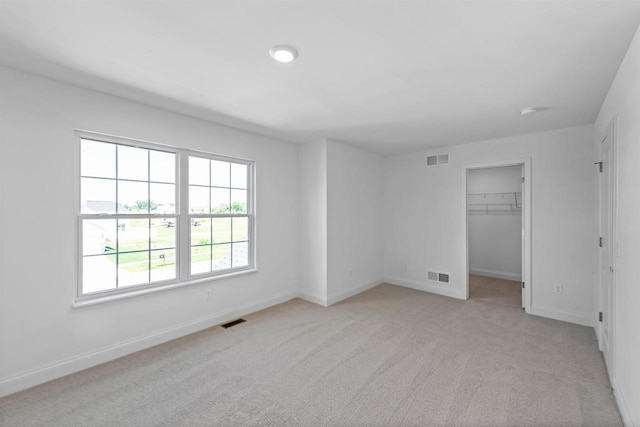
[468,165,522,281]
[0,67,299,396]
[297,139,328,304]
[593,25,640,427]
[297,138,384,306]
[327,139,383,304]
[383,125,595,325]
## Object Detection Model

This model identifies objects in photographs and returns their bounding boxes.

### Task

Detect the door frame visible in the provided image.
[598,117,617,380]
[463,158,532,313]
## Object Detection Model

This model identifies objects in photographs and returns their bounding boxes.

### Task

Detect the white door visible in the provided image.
[599,124,614,372]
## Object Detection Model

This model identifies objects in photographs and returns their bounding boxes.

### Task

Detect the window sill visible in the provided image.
[72,268,258,308]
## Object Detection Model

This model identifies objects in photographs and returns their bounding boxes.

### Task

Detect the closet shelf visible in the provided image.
[467,192,521,215]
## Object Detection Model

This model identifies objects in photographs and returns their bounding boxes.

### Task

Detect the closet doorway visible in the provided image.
[464,159,531,312]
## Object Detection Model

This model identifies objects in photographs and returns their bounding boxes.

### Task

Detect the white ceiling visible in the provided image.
[1,1,640,155]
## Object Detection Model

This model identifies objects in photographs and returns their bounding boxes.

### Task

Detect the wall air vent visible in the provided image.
[428,271,450,284]
[426,153,450,167]
[221,318,246,329]
[437,153,449,164]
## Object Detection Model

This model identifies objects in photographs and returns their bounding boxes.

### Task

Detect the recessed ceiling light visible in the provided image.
[269,45,298,63]
[520,107,537,116]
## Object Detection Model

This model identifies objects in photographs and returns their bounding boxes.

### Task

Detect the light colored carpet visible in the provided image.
[0,284,621,426]
[469,274,522,308]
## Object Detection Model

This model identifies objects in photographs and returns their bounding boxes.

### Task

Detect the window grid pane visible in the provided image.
[212,243,231,271]
[81,140,116,179]
[232,242,249,268]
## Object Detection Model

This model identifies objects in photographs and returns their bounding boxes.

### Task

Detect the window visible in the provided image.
[77,132,254,301]
[188,156,251,275]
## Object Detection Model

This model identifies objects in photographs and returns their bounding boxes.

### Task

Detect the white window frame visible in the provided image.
[187,152,255,279]
[74,130,256,306]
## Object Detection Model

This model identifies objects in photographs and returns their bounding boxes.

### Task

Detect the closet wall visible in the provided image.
[468,165,522,281]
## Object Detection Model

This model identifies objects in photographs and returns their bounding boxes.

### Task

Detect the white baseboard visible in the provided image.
[530,304,593,327]
[612,379,634,427]
[385,277,465,300]
[469,268,521,282]
[327,279,383,306]
[297,290,328,307]
[0,290,298,398]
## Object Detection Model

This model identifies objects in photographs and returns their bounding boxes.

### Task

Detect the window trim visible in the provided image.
[74,130,256,306]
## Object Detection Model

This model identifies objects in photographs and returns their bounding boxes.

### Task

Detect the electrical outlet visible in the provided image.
[205,289,212,300]
[348,269,353,277]
[554,284,563,295]
[402,262,408,270]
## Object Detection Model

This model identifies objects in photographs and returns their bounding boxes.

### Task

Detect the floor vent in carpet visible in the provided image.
[221,318,246,329]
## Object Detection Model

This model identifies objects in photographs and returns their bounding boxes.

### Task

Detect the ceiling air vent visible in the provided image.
[426,153,450,167]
